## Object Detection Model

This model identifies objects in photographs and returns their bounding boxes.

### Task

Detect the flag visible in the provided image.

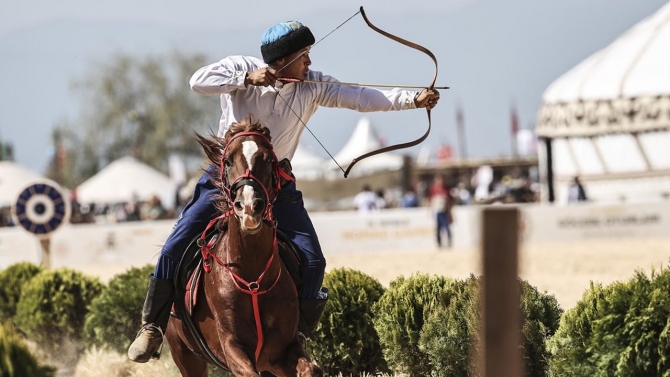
[455,103,467,160]
[510,105,519,135]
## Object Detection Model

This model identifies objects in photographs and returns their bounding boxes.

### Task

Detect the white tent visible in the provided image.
[290,143,325,180]
[76,156,177,208]
[536,2,670,203]
[0,161,43,206]
[327,117,404,177]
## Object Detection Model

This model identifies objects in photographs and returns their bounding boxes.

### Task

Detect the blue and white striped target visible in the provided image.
[12,181,70,238]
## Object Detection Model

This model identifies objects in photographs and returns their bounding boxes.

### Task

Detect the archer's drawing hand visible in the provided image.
[414,89,440,110]
[245,68,278,87]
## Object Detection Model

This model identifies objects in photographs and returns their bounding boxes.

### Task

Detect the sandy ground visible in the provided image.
[79,237,670,311]
[324,237,670,310]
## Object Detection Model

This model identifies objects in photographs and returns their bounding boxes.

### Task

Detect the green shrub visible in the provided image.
[84,265,155,353]
[548,282,613,377]
[13,268,103,357]
[0,322,55,377]
[419,277,476,376]
[372,273,452,376]
[418,276,562,377]
[310,268,389,375]
[519,278,563,376]
[549,267,670,376]
[0,262,43,322]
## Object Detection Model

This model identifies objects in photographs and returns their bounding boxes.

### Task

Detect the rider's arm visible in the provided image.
[309,71,418,112]
[190,56,260,95]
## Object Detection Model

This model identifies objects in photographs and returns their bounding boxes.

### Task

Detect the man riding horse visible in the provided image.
[128,19,440,362]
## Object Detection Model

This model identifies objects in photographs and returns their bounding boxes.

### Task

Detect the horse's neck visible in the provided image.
[224,216,276,273]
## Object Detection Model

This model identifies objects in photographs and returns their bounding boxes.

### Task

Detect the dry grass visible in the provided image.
[71,346,398,376]
[73,346,180,377]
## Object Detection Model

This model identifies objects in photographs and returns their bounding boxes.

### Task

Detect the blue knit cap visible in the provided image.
[260,21,315,63]
[261,21,304,45]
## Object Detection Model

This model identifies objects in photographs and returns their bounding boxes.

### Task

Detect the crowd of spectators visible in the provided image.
[353,171,542,213]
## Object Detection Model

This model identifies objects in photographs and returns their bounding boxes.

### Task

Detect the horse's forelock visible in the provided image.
[223,116,272,146]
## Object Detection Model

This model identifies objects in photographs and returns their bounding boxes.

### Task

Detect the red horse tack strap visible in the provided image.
[198,130,293,364]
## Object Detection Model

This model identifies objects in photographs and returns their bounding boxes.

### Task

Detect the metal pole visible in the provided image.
[545,138,555,203]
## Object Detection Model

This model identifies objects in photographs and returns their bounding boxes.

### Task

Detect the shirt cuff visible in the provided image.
[402,90,419,110]
[230,70,247,88]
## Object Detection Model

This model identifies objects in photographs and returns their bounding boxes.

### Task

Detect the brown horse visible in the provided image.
[165,117,323,377]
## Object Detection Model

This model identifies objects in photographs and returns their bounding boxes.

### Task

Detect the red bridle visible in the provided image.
[198,131,295,363]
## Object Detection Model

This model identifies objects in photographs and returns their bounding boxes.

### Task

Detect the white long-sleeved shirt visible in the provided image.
[190,55,418,161]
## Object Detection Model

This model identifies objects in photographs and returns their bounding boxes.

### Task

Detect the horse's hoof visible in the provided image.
[296,357,324,377]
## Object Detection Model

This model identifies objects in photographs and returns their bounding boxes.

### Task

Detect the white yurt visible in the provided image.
[75,156,177,208]
[536,2,670,204]
[290,143,326,180]
[0,161,43,206]
[326,117,404,178]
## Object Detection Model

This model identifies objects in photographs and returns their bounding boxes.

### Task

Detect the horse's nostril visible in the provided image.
[253,199,265,212]
[234,201,243,211]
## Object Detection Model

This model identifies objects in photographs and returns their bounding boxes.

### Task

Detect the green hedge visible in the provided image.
[0,322,55,377]
[373,273,452,376]
[310,268,389,375]
[14,268,103,357]
[549,267,670,376]
[419,277,477,375]
[84,265,155,353]
[417,276,562,377]
[0,262,43,322]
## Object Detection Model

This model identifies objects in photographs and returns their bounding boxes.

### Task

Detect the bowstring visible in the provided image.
[272,88,345,174]
[275,10,361,76]
[272,9,362,174]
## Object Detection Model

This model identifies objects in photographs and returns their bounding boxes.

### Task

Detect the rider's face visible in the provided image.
[276,47,311,79]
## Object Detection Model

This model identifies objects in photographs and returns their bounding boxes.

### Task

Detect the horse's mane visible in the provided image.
[195,116,273,214]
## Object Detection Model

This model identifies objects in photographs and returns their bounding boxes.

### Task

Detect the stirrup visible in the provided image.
[135,323,166,359]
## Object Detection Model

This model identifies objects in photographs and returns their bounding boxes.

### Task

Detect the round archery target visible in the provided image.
[12,181,70,238]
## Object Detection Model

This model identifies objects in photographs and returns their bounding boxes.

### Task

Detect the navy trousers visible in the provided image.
[155,167,326,299]
[436,211,452,247]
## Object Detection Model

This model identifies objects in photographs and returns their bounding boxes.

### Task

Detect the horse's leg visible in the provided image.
[166,320,209,377]
[221,339,265,377]
[266,341,323,377]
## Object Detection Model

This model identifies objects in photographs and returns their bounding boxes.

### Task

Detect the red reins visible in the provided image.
[198,130,294,364]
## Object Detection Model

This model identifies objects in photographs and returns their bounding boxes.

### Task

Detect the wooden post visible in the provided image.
[481,207,521,377]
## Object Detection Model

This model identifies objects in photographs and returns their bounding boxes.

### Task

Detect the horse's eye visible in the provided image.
[224,158,232,167]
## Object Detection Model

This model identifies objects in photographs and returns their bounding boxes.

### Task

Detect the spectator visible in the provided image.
[401,189,419,208]
[428,176,454,248]
[143,195,167,220]
[353,185,377,213]
[455,182,472,205]
[568,176,588,203]
[375,189,387,210]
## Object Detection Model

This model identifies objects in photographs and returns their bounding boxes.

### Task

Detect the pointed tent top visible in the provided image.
[330,117,403,176]
[334,117,382,164]
[0,161,43,206]
[75,156,177,208]
[291,143,326,180]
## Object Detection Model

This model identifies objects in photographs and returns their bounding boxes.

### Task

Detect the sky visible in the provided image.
[1,0,668,174]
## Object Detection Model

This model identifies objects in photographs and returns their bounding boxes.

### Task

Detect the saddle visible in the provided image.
[171,219,303,368]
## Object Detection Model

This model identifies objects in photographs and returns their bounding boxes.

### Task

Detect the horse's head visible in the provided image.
[197,117,280,233]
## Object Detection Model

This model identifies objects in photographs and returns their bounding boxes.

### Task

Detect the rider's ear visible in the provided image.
[273,58,285,68]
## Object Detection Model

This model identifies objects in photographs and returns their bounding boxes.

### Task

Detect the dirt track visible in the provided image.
[80,237,670,311]
[324,237,670,310]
